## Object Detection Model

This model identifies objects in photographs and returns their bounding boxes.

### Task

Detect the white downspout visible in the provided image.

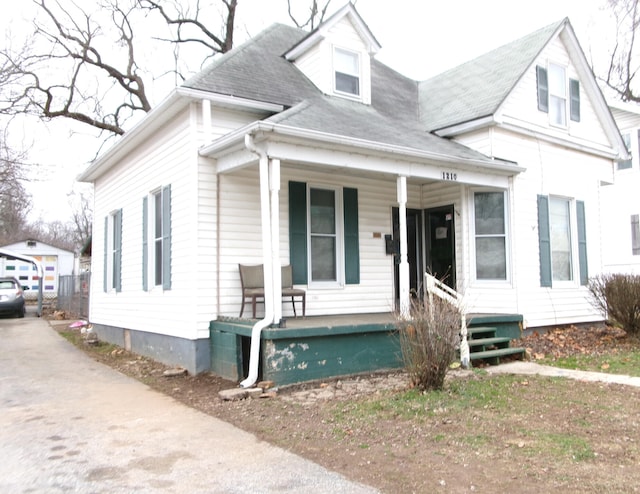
[397,176,410,317]
[240,134,275,388]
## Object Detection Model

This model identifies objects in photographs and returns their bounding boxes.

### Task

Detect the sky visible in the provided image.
[1,0,614,223]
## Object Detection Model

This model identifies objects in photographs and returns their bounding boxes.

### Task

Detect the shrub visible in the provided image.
[588,273,640,336]
[397,297,461,391]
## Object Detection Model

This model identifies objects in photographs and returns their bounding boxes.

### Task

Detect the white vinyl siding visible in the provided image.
[291,15,372,104]
[500,37,608,148]
[216,166,411,318]
[90,104,211,341]
[453,125,607,328]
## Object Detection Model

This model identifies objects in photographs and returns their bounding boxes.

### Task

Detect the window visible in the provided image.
[309,188,338,282]
[473,191,507,280]
[537,195,588,287]
[536,64,580,125]
[289,181,359,286]
[142,185,171,290]
[548,64,567,126]
[334,47,360,97]
[104,209,122,292]
[549,197,572,281]
[619,133,633,170]
[632,215,640,255]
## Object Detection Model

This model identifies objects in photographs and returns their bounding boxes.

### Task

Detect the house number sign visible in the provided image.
[441,171,458,181]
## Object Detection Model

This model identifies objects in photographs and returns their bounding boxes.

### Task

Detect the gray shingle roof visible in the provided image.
[419,19,566,132]
[185,19,559,164]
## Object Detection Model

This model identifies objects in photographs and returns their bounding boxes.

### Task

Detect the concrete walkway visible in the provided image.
[484,360,640,387]
[0,311,378,494]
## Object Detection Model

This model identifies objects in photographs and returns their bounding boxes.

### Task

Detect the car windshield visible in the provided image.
[0,281,17,289]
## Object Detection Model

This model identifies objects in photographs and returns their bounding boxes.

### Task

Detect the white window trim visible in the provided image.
[549,195,579,287]
[470,188,511,285]
[146,188,163,291]
[332,45,362,100]
[105,211,117,292]
[547,62,568,128]
[617,128,639,171]
[306,183,345,289]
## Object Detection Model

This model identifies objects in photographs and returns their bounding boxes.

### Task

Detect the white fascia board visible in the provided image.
[433,115,497,137]
[285,4,381,60]
[176,87,285,113]
[202,121,525,176]
[498,119,621,160]
[559,27,629,160]
[78,88,283,183]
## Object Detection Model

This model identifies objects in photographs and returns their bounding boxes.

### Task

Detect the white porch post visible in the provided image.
[397,176,410,317]
[270,158,282,324]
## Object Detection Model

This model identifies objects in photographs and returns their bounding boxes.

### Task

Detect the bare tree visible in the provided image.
[287,0,334,30]
[69,189,93,250]
[0,135,32,245]
[602,0,640,102]
[0,0,239,137]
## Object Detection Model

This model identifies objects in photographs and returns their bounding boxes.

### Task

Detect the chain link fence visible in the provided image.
[57,273,91,319]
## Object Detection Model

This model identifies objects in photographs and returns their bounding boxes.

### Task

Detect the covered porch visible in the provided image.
[209,312,524,386]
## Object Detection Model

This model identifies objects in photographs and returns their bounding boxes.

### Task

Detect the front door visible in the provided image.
[425,205,456,289]
[392,208,423,304]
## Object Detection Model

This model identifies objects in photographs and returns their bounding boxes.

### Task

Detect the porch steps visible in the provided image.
[467,326,525,365]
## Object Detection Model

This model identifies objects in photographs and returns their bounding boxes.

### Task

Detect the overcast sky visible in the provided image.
[1,0,614,223]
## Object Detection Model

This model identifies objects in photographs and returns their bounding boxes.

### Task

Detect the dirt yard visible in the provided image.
[50,318,640,494]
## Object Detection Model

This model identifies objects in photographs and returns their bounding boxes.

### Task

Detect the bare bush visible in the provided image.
[588,273,640,335]
[397,298,461,391]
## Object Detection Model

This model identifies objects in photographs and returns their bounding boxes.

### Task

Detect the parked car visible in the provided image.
[0,276,26,318]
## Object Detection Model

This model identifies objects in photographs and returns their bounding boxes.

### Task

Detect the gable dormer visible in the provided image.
[284,3,381,105]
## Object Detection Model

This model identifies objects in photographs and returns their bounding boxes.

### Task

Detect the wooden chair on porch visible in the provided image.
[239,264,306,318]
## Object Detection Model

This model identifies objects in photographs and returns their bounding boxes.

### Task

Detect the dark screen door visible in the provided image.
[425,205,455,289]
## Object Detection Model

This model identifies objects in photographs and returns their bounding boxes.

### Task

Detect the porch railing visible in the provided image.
[424,273,470,368]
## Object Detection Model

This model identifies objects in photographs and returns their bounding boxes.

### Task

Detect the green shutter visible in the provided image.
[142,196,148,291]
[162,185,172,290]
[114,209,122,292]
[576,200,588,285]
[537,195,552,287]
[570,79,580,122]
[103,216,108,292]
[536,66,549,113]
[343,187,360,284]
[289,181,308,284]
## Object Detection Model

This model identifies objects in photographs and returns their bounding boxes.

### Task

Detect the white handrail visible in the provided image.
[425,273,470,368]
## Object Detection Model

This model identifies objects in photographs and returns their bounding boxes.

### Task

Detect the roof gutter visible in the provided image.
[78,88,285,183]
[200,121,524,175]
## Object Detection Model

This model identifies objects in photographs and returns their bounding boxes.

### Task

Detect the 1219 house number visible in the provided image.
[442,171,458,181]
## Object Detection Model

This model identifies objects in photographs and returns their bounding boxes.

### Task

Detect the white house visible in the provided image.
[602,99,640,274]
[0,239,75,298]
[78,3,626,380]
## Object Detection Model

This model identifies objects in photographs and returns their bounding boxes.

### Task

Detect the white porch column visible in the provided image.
[397,176,410,317]
[270,159,282,323]
[259,155,275,322]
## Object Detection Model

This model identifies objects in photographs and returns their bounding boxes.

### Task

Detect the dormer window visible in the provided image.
[536,63,580,126]
[334,47,360,97]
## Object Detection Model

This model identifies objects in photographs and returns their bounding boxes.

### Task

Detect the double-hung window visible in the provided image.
[309,187,339,282]
[104,209,122,292]
[549,197,572,281]
[548,64,567,126]
[473,190,508,281]
[537,195,587,287]
[334,47,360,97]
[143,185,171,290]
[536,63,580,125]
[289,181,360,287]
